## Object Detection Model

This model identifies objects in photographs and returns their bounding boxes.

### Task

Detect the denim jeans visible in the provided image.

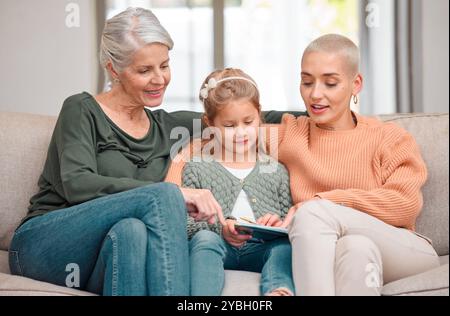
[9,183,189,296]
[189,230,294,296]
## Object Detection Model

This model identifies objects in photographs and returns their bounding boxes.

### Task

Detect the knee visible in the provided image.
[267,238,292,253]
[108,218,147,243]
[189,230,226,255]
[150,182,182,200]
[136,182,183,203]
[265,239,292,259]
[291,199,336,232]
[190,230,222,247]
[150,183,185,214]
[135,183,186,220]
[335,235,382,265]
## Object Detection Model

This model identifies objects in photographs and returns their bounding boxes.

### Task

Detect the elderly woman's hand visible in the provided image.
[179,188,226,225]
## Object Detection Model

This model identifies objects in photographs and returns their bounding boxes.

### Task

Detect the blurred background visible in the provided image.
[0,0,448,115]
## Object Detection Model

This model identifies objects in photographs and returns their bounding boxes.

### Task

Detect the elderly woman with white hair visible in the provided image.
[9,7,299,296]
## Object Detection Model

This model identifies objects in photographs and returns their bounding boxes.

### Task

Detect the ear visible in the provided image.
[352,73,363,96]
[106,61,120,81]
[202,114,211,127]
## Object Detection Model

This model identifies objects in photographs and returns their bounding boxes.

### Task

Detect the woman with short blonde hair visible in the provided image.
[277,34,440,296]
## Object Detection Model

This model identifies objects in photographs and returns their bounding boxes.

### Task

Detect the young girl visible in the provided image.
[166,68,295,296]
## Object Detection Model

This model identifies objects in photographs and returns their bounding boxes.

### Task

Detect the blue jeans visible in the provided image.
[189,230,294,296]
[9,183,189,296]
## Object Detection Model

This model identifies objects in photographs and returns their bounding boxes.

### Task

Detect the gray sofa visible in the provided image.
[0,111,448,296]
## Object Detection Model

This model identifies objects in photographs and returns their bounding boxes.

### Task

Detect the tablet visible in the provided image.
[234,222,288,241]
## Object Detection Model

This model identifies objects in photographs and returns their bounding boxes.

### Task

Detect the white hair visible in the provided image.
[100,7,173,78]
[303,34,360,76]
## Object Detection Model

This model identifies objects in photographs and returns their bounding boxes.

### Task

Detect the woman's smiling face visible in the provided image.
[300,50,362,130]
[118,43,171,108]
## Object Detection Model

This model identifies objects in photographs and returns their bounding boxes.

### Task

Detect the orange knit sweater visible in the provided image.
[269,113,427,231]
[166,113,428,231]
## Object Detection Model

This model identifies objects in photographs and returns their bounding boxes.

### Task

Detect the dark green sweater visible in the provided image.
[26,92,305,223]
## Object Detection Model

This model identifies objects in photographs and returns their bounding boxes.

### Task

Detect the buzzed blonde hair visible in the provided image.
[303,34,360,76]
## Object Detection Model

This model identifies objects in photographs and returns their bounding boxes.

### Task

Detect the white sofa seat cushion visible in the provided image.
[222,270,261,296]
[0,272,95,296]
[381,264,449,296]
[0,250,10,274]
[0,250,94,296]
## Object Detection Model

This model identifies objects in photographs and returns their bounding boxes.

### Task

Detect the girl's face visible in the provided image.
[115,43,171,108]
[300,51,362,130]
[208,99,261,160]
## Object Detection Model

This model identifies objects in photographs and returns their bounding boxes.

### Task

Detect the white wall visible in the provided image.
[0,0,98,116]
[421,0,449,113]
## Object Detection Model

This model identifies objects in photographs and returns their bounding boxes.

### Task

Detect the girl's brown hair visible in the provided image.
[200,68,261,124]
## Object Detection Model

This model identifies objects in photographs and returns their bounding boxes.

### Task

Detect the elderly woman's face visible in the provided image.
[119,43,171,108]
[300,51,361,129]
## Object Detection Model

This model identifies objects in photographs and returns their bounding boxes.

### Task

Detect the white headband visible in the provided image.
[200,76,258,100]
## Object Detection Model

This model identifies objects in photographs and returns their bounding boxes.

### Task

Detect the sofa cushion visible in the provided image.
[222,270,260,296]
[0,250,10,274]
[0,112,56,250]
[2,248,259,296]
[378,114,449,256]
[0,272,95,296]
[381,263,449,296]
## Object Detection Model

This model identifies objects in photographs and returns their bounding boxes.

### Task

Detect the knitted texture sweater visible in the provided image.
[181,158,292,239]
[268,113,427,231]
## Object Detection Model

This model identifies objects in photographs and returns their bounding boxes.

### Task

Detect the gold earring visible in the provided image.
[353,95,358,105]
[113,78,120,84]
